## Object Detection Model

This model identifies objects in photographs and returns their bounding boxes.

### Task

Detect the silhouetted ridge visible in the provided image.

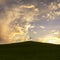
[0,41,60,60]
[0,41,60,46]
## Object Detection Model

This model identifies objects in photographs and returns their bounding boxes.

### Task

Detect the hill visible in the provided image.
[0,41,60,60]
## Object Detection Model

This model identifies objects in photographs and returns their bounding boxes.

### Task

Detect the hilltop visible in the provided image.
[0,41,60,60]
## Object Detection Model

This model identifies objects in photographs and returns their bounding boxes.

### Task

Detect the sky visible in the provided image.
[0,0,60,44]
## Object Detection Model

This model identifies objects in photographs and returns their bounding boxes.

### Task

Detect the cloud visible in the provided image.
[0,0,5,4]
[0,4,39,43]
[40,25,45,29]
[48,2,58,10]
[0,0,60,44]
[41,2,60,21]
[37,30,60,44]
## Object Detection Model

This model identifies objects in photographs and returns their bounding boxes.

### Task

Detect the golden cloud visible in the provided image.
[48,2,58,10]
[0,4,39,44]
[0,0,5,4]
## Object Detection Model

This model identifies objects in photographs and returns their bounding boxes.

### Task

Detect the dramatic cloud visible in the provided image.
[0,0,60,44]
[0,3,39,43]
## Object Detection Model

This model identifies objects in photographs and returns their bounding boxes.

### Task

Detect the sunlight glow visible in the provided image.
[37,33,60,44]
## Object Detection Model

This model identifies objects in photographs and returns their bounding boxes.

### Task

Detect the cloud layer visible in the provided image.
[0,0,60,44]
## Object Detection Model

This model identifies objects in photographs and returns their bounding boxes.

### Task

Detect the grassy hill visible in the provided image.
[0,41,60,60]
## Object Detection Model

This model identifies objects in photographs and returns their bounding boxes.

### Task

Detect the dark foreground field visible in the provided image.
[0,41,60,60]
